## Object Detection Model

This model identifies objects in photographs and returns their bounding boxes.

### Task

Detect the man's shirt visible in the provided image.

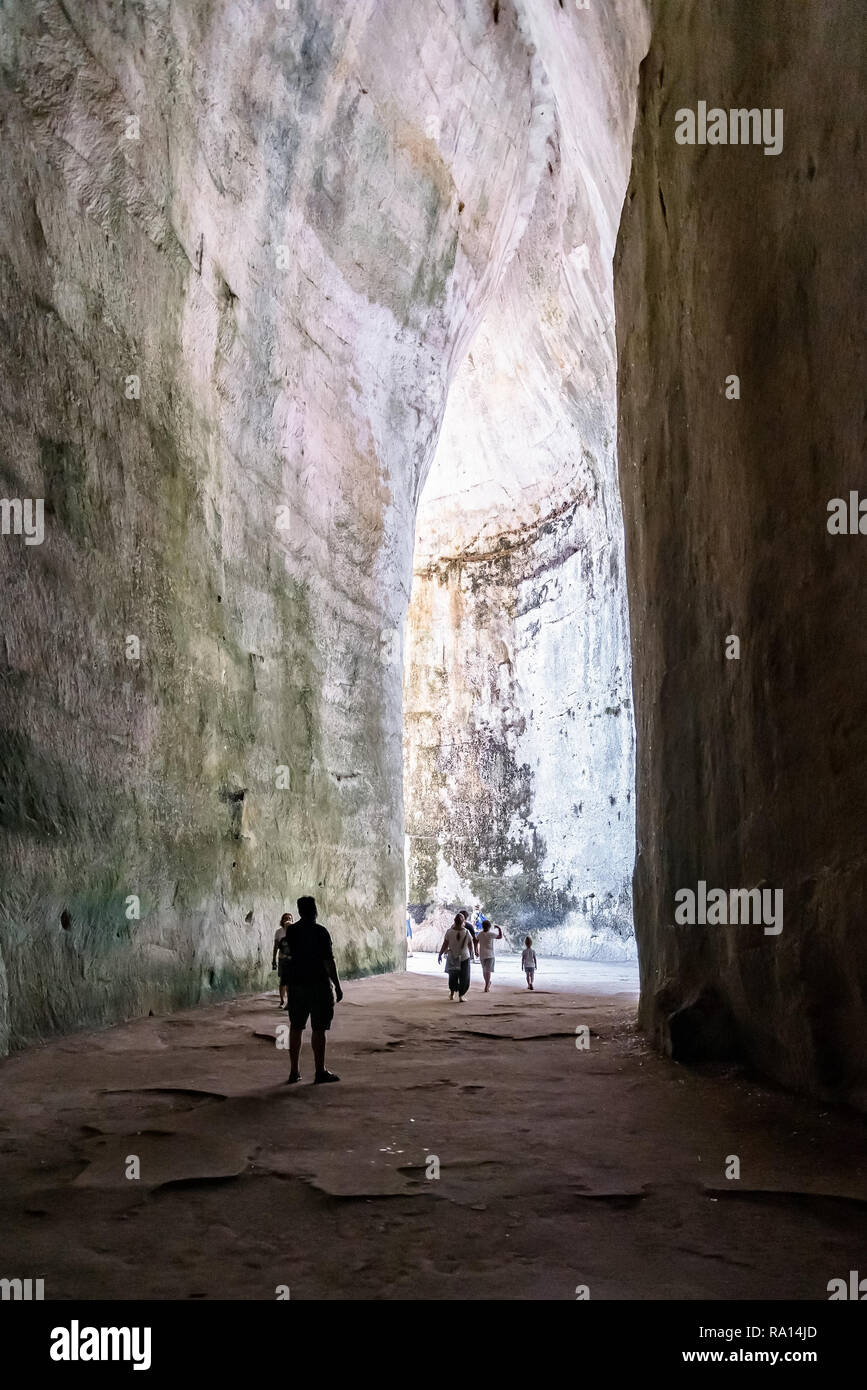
[284,922,335,990]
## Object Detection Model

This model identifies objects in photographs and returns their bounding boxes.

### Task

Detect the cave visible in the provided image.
[402,0,637,960]
[0,0,866,1326]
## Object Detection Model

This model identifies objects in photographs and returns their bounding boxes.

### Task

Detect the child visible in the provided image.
[477,919,503,992]
[521,936,537,990]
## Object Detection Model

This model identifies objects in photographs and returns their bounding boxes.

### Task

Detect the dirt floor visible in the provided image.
[1,954,866,1300]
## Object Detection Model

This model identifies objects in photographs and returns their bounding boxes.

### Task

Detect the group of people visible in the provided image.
[437,911,538,999]
[271,900,541,1085]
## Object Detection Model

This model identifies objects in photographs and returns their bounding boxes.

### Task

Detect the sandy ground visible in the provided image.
[1,954,866,1300]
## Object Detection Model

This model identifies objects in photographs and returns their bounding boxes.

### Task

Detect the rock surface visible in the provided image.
[0,0,648,1047]
[0,0,561,1048]
[404,0,647,945]
[615,0,867,1102]
[1,958,866,1299]
[2,0,860,1116]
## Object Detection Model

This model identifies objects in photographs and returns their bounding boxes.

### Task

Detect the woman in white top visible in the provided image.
[477,919,503,992]
[437,914,477,1001]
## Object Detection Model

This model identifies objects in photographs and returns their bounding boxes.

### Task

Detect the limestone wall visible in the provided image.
[0,0,540,1047]
[404,0,647,946]
[615,0,867,1101]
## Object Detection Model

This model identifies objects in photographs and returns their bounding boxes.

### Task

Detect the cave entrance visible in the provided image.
[401,316,637,967]
[398,4,646,971]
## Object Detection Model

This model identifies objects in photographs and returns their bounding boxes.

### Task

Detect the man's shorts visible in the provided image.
[287,986,334,1032]
[278,959,291,986]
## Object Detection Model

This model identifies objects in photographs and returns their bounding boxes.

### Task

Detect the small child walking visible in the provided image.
[522,936,537,990]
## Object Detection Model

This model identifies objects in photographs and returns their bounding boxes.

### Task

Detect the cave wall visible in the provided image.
[404,504,635,942]
[615,0,867,1100]
[404,0,648,945]
[0,0,544,1049]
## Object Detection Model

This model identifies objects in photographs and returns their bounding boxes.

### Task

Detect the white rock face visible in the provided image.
[0,0,647,1047]
[404,0,648,950]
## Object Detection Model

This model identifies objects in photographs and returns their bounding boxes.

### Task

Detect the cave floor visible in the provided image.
[1,956,866,1300]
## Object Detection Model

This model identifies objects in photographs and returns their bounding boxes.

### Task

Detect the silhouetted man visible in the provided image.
[284,896,343,1085]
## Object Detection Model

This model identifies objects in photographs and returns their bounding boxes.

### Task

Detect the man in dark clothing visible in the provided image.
[460,908,477,941]
[284,896,343,1085]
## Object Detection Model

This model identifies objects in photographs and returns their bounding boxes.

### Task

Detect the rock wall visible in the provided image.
[615,0,867,1101]
[404,0,647,947]
[0,0,545,1049]
[404,490,637,946]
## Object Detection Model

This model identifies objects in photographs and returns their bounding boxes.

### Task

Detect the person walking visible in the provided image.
[438,914,476,1001]
[477,919,503,992]
[272,911,293,1010]
[283,896,343,1084]
[459,909,477,944]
